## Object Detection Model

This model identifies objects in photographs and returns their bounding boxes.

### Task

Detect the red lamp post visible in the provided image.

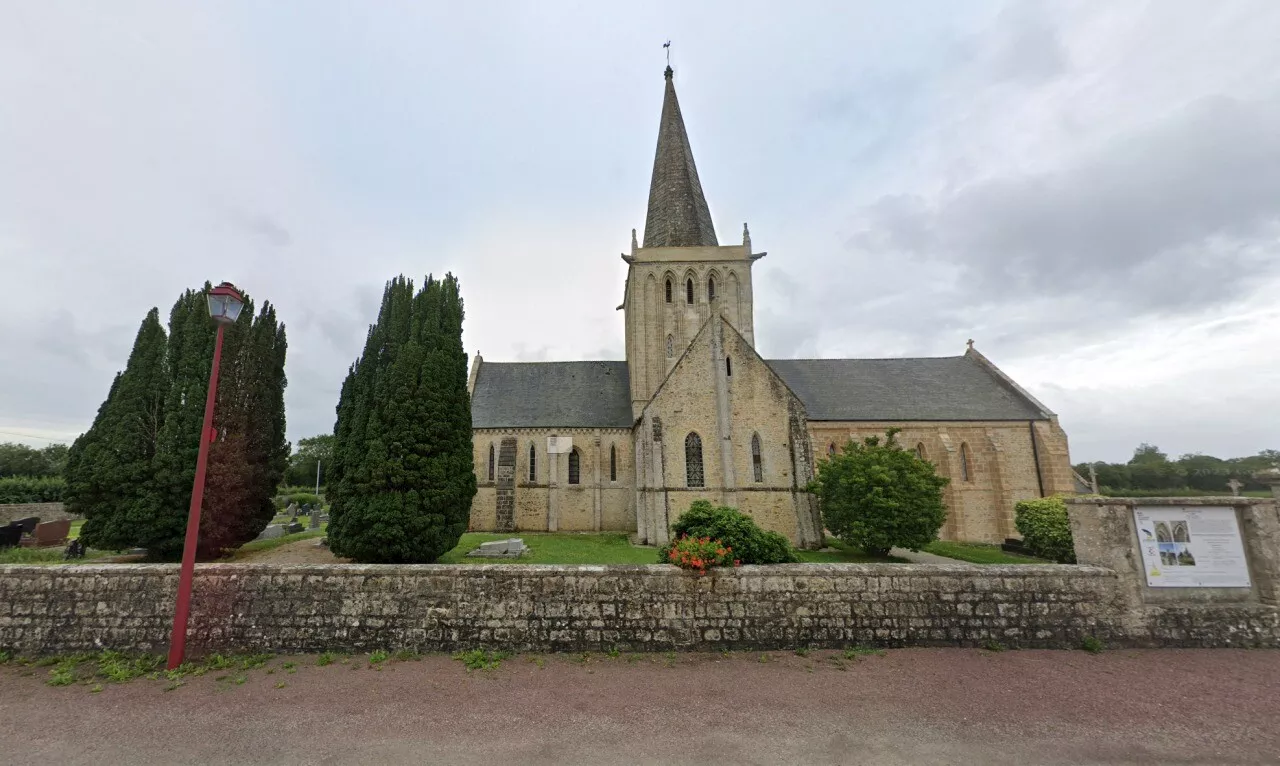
[167,282,244,670]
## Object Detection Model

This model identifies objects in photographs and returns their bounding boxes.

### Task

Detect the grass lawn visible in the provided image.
[922,540,1050,565]
[796,538,906,564]
[0,545,115,565]
[436,532,658,565]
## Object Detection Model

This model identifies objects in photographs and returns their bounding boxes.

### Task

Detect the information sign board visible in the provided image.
[1133,506,1251,588]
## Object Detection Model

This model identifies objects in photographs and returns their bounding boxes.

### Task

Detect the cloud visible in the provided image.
[1,1,1277,466]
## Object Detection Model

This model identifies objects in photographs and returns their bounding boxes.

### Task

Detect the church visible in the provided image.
[466,66,1076,548]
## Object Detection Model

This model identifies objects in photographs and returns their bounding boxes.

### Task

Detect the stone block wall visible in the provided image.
[0,563,1116,656]
[810,421,1073,543]
[1067,497,1280,647]
[0,502,74,526]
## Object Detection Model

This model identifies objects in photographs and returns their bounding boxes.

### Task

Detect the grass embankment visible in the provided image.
[922,540,1049,564]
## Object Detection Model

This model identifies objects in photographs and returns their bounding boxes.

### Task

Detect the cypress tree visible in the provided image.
[143,288,219,559]
[327,273,476,563]
[201,302,289,557]
[69,309,169,551]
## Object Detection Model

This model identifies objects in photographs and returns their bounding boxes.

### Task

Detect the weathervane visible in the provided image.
[664,40,671,66]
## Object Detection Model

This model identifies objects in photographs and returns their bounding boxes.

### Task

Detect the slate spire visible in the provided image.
[642,66,718,248]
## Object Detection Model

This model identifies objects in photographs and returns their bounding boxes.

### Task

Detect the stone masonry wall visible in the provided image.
[0,503,75,526]
[0,563,1118,657]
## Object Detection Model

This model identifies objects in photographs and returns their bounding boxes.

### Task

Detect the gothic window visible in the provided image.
[685,432,704,487]
[568,448,581,485]
[487,443,495,481]
[610,444,617,482]
[725,356,732,377]
[708,277,716,302]
[665,278,672,303]
[915,442,926,461]
[666,335,674,357]
[528,442,537,482]
[751,433,763,482]
[959,442,971,482]
[652,416,663,441]
[828,442,837,457]
[686,278,694,304]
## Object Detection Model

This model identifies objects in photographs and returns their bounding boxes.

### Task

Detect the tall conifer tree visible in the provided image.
[327,273,475,563]
[69,285,289,559]
[69,308,169,551]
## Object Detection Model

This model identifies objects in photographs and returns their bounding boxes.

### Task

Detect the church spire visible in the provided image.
[642,66,718,248]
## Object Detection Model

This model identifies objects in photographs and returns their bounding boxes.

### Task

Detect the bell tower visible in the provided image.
[621,66,766,418]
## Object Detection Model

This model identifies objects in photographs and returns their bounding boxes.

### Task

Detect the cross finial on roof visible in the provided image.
[966,338,975,351]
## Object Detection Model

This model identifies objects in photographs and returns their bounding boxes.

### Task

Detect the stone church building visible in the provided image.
[466,67,1075,547]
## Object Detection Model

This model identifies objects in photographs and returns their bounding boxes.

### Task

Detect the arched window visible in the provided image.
[708,277,716,302]
[751,433,763,482]
[725,356,732,377]
[664,278,672,303]
[666,335,674,358]
[685,432,704,487]
[828,442,837,457]
[487,443,495,481]
[915,442,926,461]
[959,442,971,482]
[610,444,617,482]
[686,278,694,304]
[568,448,581,485]
[528,442,537,482]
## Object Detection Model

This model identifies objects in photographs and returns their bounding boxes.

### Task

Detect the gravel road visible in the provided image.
[3,648,1277,765]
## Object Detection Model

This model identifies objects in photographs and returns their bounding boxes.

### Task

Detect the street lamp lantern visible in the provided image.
[206,282,244,324]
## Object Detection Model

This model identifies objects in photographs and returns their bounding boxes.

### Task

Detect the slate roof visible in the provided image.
[470,355,1049,429]
[642,67,718,248]
[765,356,1049,422]
[471,361,633,429]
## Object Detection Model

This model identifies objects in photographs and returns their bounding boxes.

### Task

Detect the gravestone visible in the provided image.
[1227,478,1244,497]
[465,538,527,558]
[309,510,321,529]
[255,525,287,541]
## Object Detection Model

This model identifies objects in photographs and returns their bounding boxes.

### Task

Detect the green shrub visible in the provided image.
[0,475,66,503]
[809,429,949,557]
[659,501,797,565]
[1014,496,1076,563]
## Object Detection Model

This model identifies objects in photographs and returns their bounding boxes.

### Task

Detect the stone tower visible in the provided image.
[622,66,765,418]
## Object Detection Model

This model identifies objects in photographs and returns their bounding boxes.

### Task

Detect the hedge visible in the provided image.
[1014,496,1075,563]
[0,475,66,504]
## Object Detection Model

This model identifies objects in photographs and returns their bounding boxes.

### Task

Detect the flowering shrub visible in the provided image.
[666,535,738,574]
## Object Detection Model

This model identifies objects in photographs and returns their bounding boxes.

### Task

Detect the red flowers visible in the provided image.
[667,535,735,574]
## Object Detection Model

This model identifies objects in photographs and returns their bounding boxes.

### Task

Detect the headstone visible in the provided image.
[284,522,305,534]
[1226,478,1244,497]
[285,502,299,517]
[255,525,287,541]
[309,511,321,529]
[465,538,527,558]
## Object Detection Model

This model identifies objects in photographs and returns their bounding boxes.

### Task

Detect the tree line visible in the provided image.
[1076,443,1279,494]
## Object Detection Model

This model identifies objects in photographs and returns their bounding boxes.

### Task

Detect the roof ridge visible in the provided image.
[767,355,968,363]
[479,359,626,365]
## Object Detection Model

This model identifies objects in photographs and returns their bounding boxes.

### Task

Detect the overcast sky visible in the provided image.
[2,1,1277,464]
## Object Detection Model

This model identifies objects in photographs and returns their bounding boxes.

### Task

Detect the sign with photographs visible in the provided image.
[1133,506,1251,588]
